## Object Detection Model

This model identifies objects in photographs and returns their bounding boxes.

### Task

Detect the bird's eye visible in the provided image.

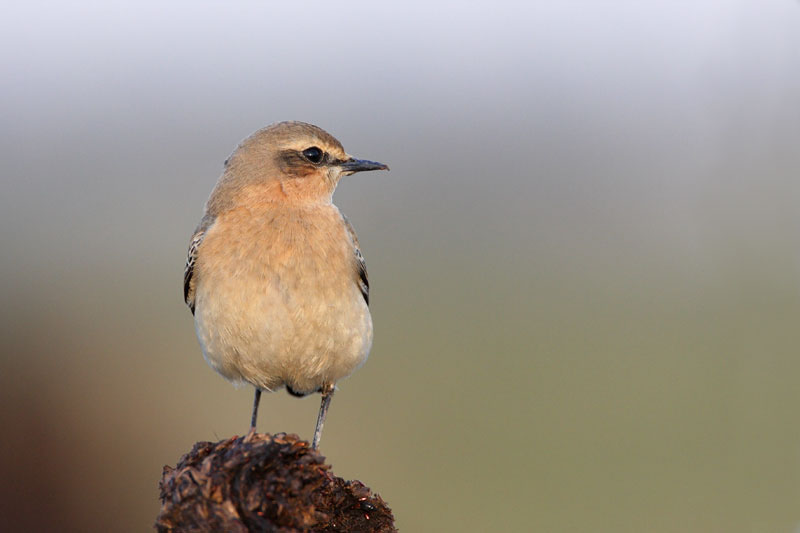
[302,147,324,164]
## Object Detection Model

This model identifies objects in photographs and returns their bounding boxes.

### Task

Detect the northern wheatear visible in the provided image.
[184,121,387,449]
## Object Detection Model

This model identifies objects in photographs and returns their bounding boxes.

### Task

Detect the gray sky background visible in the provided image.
[2,1,799,283]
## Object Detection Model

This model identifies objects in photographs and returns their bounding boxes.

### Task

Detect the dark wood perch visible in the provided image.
[155,433,396,532]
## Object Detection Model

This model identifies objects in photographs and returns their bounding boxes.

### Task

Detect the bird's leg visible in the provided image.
[249,388,262,435]
[312,383,335,450]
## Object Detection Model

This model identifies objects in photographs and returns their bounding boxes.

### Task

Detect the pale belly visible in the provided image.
[192,207,373,393]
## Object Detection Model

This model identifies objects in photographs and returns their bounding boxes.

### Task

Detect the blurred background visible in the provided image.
[1,1,799,531]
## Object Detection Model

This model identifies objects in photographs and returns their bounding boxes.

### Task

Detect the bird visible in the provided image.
[183,121,388,449]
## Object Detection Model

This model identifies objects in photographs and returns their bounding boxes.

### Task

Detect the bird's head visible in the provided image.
[214,121,388,207]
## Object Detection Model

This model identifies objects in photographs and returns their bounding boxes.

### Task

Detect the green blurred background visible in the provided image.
[2,2,799,531]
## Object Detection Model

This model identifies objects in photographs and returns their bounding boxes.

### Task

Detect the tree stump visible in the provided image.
[155,433,396,532]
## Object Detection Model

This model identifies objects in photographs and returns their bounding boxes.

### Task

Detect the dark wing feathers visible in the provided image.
[355,246,369,306]
[342,215,369,306]
[184,219,211,314]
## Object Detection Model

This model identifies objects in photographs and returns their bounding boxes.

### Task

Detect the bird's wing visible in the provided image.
[184,216,213,314]
[342,215,369,306]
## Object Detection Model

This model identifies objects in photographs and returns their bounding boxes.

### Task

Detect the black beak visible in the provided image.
[340,157,389,174]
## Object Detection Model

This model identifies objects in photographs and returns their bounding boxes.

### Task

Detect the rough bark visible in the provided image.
[155,433,395,532]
